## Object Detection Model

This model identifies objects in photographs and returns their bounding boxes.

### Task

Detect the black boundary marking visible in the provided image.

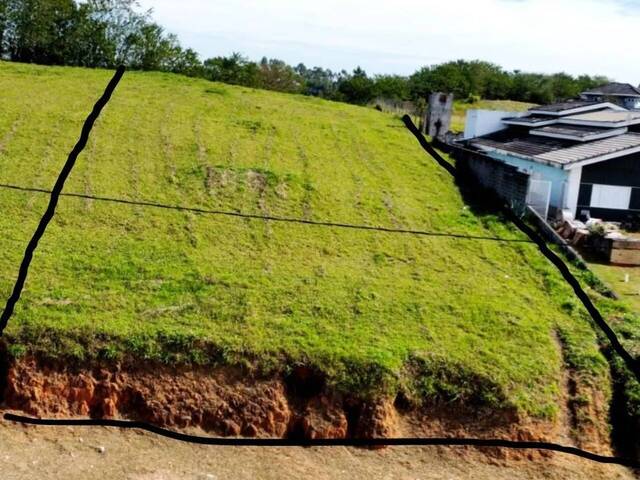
[3,413,638,468]
[0,183,531,244]
[401,115,640,384]
[0,66,126,335]
[0,71,637,468]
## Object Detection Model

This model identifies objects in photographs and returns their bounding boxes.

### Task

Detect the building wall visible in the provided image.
[581,93,640,110]
[451,147,530,213]
[463,110,524,140]
[486,152,568,209]
[581,152,640,187]
[576,152,640,220]
[623,97,640,110]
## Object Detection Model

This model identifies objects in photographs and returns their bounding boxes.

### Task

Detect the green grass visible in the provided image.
[451,99,536,133]
[0,62,611,419]
[589,263,640,312]
[578,261,640,420]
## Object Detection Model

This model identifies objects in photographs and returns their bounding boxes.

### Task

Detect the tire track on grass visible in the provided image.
[0,182,542,243]
[0,66,126,335]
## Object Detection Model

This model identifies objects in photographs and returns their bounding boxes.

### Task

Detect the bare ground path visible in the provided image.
[0,418,635,480]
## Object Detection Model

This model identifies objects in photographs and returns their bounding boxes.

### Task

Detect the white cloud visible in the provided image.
[138,0,640,81]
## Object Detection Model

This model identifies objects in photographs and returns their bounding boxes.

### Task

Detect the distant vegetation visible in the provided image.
[1,0,612,106]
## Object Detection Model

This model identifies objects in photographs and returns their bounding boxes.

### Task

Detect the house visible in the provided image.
[580,82,640,110]
[462,89,640,222]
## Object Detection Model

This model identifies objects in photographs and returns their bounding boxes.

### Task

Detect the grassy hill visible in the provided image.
[0,62,617,421]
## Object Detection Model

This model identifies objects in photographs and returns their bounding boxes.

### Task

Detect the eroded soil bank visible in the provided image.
[0,354,619,463]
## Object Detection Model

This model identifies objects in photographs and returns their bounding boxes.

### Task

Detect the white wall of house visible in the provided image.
[623,97,640,110]
[563,166,582,215]
[463,110,524,139]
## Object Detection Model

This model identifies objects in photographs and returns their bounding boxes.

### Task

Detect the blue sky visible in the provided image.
[138,0,640,81]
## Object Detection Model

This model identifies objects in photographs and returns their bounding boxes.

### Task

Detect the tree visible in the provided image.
[295,63,338,98]
[258,57,303,93]
[126,23,181,71]
[0,0,9,58]
[171,48,202,77]
[203,53,260,87]
[87,0,149,67]
[337,67,375,105]
[408,66,434,100]
[5,0,79,65]
[373,74,409,101]
[64,2,115,67]
[550,72,581,101]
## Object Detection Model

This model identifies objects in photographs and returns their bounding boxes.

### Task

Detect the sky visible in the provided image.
[137,0,640,81]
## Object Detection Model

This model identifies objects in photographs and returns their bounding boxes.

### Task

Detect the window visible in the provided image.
[590,184,632,210]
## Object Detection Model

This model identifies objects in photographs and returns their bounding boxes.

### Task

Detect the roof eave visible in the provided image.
[528,102,626,116]
[529,126,628,142]
[583,92,640,98]
[562,144,640,170]
[471,143,564,169]
[502,119,557,127]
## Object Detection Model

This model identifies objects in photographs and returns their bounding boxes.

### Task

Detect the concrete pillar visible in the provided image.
[563,166,582,216]
[426,93,453,139]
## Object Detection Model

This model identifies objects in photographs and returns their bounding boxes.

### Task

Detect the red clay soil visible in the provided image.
[0,355,615,461]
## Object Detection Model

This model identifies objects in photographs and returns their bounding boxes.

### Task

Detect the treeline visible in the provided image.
[0,0,202,73]
[0,0,611,106]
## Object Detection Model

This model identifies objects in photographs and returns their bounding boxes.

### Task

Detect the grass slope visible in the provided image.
[0,62,609,419]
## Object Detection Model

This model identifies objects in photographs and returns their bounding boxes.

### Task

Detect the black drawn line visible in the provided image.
[4,413,638,468]
[401,114,640,384]
[0,66,125,336]
[0,183,532,244]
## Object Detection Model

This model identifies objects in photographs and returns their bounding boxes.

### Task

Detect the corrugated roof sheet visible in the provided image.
[562,110,640,124]
[535,133,640,164]
[529,100,601,113]
[533,125,610,137]
[582,82,640,97]
[502,115,555,124]
[470,134,570,158]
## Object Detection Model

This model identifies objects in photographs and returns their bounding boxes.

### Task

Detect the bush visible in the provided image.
[464,94,481,104]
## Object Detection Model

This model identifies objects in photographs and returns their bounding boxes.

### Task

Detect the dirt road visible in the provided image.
[0,419,636,480]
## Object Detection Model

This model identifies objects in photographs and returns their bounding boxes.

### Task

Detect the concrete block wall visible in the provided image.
[451,146,530,213]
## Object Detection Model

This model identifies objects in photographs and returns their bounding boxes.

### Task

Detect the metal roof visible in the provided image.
[529,124,627,141]
[560,110,640,125]
[529,100,601,113]
[502,115,556,125]
[582,82,640,97]
[469,128,640,168]
[470,134,570,158]
[535,133,640,165]
[532,125,610,137]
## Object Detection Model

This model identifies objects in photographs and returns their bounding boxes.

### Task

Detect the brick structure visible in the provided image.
[451,146,530,214]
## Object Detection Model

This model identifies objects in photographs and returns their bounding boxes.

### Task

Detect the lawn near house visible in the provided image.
[590,262,640,312]
[0,61,624,423]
